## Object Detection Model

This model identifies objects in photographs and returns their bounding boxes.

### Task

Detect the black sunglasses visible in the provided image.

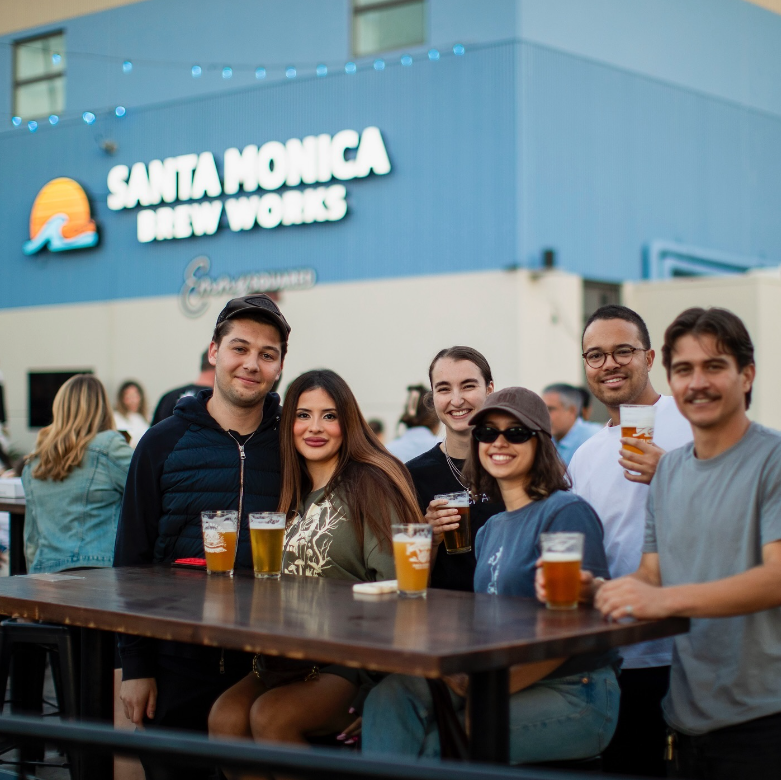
[472,425,537,444]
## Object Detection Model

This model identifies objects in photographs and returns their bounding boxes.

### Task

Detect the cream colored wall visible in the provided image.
[623,267,781,430]
[0,268,584,454]
[0,0,148,36]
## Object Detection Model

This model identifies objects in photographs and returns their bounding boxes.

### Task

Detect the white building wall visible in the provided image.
[0,269,584,454]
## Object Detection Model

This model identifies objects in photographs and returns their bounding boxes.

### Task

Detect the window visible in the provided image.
[14,31,66,120]
[353,0,425,57]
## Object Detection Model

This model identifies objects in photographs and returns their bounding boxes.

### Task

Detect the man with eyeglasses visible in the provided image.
[567,305,692,777]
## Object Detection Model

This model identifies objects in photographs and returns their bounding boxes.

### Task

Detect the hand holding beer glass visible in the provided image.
[432,491,471,554]
[540,532,584,610]
[619,404,656,454]
[392,524,432,598]
[249,512,286,579]
[201,511,239,577]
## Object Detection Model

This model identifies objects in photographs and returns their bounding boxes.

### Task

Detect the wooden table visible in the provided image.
[0,498,26,576]
[0,566,688,775]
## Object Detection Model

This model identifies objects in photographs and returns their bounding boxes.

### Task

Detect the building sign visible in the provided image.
[180,256,316,317]
[108,127,390,244]
[23,178,99,255]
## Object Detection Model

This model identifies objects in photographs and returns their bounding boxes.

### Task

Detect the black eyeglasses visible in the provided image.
[581,346,648,369]
[472,425,537,444]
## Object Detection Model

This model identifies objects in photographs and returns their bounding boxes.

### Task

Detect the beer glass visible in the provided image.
[391,524,432,598]
[434,491,471,554]
[201,511,239,577]
[620,404,656,454]
[540,532,584,610]
[249,512,286,579]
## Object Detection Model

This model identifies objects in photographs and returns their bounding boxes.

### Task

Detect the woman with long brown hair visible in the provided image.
[21,374,133,573]
[208,369,420,749]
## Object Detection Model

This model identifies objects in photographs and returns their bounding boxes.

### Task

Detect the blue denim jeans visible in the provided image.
[362,666,620,764]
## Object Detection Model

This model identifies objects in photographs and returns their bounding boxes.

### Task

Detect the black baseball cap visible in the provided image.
[469,387,552,437]
[215,295,291,340]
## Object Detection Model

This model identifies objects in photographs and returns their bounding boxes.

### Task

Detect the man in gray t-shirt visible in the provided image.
[591,307,781,780]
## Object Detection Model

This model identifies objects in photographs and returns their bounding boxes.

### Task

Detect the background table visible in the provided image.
[0,566,688,773]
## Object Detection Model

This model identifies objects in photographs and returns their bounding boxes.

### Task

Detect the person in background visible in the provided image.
[542,383,600,465]
[407,346,504,592]
[367,418,385,444]
[567,305,692,777]
[578,307,781,780]
[363,388,619,764]
[151,349,215,425]
[209,369,419,751]
[386,384,440,462]
[577,385,596,421]
[114,380,150,449]
[22,374,132,574]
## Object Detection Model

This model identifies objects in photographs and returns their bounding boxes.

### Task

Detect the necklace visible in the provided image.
[443,437,470,492]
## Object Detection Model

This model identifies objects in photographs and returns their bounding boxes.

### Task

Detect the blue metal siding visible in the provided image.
[519,41,781,281]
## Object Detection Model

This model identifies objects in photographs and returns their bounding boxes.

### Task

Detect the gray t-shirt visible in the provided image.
[644,423,781,735]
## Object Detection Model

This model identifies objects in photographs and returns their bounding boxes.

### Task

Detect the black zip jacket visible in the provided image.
[114,388,281,679]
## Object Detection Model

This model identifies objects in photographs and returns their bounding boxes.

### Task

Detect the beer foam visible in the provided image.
[447,498,470,508]
[393,534,429,544]
[542,552,582,562]
[250,521,284,529]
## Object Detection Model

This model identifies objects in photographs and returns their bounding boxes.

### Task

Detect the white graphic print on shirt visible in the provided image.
[283,496,345,577]
[487,546,503,595]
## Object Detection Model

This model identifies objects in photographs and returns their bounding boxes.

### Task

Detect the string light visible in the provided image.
[3,43,468,133]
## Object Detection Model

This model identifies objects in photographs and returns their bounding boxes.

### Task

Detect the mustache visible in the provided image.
[684,392,720,402]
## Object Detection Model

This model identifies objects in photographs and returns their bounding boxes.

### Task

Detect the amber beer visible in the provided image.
[540,532,584,610]
[249,512,286,579]
[619,404,656,455]
[392,524,432,598]
[434,492,471,554]
[201,511,239,577]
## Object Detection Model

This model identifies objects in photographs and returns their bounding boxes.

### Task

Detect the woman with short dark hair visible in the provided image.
[362,387,620,764]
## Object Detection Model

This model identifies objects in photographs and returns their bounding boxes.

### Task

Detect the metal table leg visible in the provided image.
[468,668,509,763]
[78,628,114,780]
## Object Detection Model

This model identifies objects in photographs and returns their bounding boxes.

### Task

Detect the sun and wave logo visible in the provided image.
[23,177,99,256]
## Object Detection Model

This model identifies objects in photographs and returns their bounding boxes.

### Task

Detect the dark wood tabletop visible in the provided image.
[0,565,687,677]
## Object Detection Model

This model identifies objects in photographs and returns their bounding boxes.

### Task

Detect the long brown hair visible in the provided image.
[278,370,421,548]
[463,421,570,504]
[28,375,115,481]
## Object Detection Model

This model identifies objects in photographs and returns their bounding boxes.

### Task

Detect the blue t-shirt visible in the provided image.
[474,489,617,678]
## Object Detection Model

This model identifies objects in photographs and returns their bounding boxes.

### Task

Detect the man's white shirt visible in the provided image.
[568,394,693,668]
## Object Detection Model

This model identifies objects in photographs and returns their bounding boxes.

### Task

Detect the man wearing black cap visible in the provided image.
[114,295,290,778]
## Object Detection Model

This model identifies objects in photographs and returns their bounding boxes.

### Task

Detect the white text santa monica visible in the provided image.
[105,127,391,243]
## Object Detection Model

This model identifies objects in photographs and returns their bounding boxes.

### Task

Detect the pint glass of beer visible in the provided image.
[391,524,432,598]
[540,532,584,610]
[433,492,472,554]
[201,511,239,577]
[248,512,286,579]
[619,404,656,454]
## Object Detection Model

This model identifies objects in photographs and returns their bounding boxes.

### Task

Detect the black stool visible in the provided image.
[0,618,80,775]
